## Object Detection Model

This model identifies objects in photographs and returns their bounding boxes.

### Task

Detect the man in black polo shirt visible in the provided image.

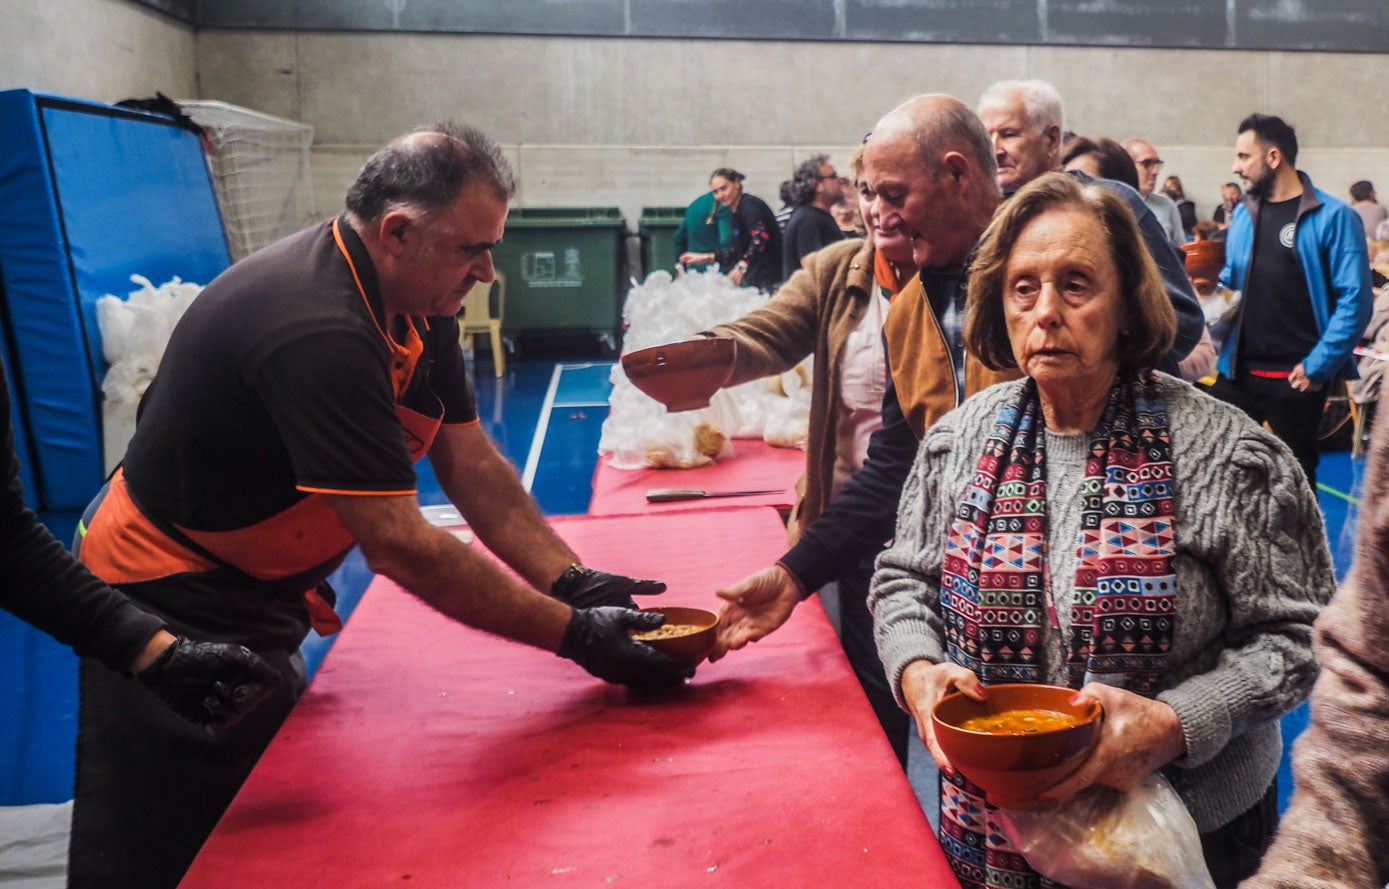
[70,122,690,889]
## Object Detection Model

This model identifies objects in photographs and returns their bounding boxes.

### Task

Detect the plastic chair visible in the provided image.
[1348,380,1371,459]
[460,272,505,377]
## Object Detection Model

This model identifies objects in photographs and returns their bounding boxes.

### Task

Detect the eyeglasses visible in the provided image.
[1138,158,1165,170]
[817,172,840,180]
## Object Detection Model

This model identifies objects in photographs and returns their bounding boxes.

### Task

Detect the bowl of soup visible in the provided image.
[932,683,1103,810]
[629,606,719,665]
[621,338,735,412]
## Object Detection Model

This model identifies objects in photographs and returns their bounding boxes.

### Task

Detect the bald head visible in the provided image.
[861,94,1001,270]
[872,94,999,182]
[1123,138,1163,196]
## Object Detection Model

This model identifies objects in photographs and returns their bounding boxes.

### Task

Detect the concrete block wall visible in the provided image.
[192,31,1389,236]
[4,4,1389,237]
[0,0,195,106]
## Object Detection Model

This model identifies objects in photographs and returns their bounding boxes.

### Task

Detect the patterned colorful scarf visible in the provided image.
[936,371,1177,889]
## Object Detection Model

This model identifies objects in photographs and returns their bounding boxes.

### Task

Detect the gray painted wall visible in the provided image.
[4,1,1389,241]
[196,29,1389,233]
[0,0,195,102]
[137,0,1389,55]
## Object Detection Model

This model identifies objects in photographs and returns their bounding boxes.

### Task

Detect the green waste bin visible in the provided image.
[639,206,687,279]
[490,207,627,353]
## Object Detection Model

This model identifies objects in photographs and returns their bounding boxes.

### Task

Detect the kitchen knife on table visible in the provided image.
[646,488,782,503]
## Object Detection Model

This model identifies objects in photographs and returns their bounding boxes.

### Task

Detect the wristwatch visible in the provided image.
[552,562,589,597]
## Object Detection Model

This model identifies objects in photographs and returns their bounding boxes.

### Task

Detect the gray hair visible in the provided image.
[785,153,832,206]
[978,79,1064,136]
[345,121,516,224]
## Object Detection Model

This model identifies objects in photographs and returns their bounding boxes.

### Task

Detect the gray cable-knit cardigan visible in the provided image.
[1242,396,1389,888]
[869,373,1334,833]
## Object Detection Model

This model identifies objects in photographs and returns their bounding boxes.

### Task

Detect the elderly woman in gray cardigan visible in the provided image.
[869,173,1333,889]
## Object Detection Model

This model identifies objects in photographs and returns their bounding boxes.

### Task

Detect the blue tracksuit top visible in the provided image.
[1219,171,1373,382]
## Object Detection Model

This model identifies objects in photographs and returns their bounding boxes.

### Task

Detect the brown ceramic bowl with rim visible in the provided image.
[1181,238,1225,282]
[621,338,735,412]
[931,683,1103,810]
[629,606,719,666]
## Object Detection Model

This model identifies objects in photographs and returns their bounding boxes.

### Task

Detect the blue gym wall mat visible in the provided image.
[0,89,231,805]
[0,88,231,512]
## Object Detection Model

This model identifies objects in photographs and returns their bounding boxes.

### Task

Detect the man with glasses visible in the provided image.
[781,153,848,278]
[1126,137,1186,248]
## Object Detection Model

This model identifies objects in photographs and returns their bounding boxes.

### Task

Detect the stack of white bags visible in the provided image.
[600,269,811,470]
[96,274,203,404]
[95,275,203,472]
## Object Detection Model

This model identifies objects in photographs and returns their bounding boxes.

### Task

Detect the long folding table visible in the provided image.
[179,507,957,888]
[587,439,806,518]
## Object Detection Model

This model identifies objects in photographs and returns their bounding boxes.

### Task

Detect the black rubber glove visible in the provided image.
[551,564,666,610]
[137,636,282,733]
[558,607,695,689]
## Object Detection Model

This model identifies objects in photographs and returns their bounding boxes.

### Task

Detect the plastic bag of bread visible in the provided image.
[997,773,1214,889]
[601,379,737,470]
[762,384,810,450]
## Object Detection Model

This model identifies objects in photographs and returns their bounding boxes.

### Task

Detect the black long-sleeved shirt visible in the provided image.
[0,359,164,671]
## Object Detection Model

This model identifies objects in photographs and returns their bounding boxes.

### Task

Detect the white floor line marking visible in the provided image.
[521,363,565,492]
[552,360,614,408]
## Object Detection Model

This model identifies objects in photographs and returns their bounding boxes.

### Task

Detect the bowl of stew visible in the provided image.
[629,606,719,666]
[931,683,1103,810]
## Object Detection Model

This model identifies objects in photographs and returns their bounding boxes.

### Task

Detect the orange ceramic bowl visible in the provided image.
[621,338,735,412]
[630,606,719,666]
[1182,239,1225,282]
[932,683,1103,810]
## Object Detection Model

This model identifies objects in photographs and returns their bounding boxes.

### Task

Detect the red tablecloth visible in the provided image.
[588,439,806,517]
[178,508,956,889]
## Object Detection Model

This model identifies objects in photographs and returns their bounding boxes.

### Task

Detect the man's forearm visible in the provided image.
[352,508,574,652]
[431,426,578,592]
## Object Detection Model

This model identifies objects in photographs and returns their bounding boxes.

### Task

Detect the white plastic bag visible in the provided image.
[998,773,1215,889]
[601,268,771,468]
[96,274,204,403]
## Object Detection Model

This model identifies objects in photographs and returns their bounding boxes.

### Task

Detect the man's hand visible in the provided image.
[136,636,282,733]
[900,659,986,773]
[558,607,694,689]
[551,565,666,610]
[708,564,804,661]
[1289,362,1323,392]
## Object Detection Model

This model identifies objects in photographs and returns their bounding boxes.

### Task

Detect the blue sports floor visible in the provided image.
[0,353,1370,819]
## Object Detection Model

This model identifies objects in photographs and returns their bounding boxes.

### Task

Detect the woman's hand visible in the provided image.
[901,660,986,774]
[1038,683,1186,805]
[728,265,746,286]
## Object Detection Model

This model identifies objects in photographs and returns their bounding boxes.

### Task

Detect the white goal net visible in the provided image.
[179,100,317,262]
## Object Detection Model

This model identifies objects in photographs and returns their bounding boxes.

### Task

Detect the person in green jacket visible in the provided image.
[674,189,730,271]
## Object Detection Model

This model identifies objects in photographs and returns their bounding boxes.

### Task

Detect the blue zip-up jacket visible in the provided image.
[1219,171,1372,382]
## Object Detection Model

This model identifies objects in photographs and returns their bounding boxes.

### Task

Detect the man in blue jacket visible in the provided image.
[1212,113,1373,487]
